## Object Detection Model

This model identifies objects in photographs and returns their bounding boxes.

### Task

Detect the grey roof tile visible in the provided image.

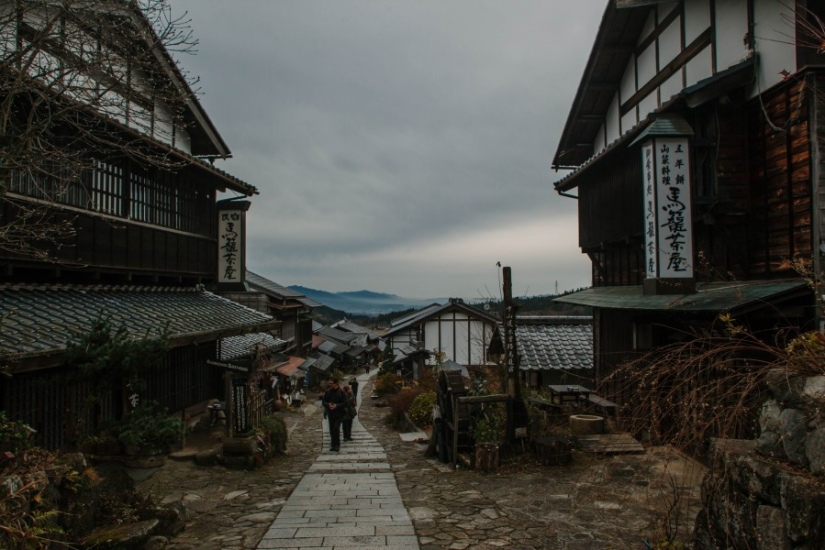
[0,284,276,362]
[511,316,593,371]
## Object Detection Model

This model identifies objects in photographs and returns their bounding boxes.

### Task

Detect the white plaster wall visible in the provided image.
[714,0,750,72]
[639,10,656,44]
[154,100,174,146]
[424,322,440,364]
[638,90,659,121]
[455,319,470,365]
[439,319,455,361]
[176,126,192,155]
[660,71,683,103]
[751,0,796,98]
[606,95,620,144]
[620,54,637,105]
[684,0,711,44]
[658,2,680,24]
[685,47,714,86]
[637,42,658,87]
[622,108,638,136]
[593,125,606,153]
[658,16,683,70]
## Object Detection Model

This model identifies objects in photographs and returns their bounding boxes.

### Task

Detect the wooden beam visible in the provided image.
[620,28,712,117]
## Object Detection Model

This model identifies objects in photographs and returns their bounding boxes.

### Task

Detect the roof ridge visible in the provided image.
[0,283,198,292]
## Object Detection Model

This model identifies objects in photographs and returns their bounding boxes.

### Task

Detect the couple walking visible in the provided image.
[321,378,358,452]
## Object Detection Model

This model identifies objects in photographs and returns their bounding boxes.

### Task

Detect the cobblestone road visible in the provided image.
[137,375,704,550]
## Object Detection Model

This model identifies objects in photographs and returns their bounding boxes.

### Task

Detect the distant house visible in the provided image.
[550,0,825,400]
[330,319,386,366]
[240,270,322,357]
[489,316,593,389]
[383,299,499,368]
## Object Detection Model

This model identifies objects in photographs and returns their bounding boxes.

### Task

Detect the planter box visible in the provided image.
[475,443,500,472]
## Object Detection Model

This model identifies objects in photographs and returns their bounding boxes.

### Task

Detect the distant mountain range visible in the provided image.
[289,286,443,315]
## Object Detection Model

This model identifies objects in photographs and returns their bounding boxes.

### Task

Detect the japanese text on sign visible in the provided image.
[218,211,242,283]
[641,137,693,279]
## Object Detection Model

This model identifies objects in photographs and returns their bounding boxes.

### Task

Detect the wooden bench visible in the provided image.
[587,395,617,417]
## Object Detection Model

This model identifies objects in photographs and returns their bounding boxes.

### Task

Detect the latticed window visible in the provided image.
[91,159,124,216]
[9,158,214,237]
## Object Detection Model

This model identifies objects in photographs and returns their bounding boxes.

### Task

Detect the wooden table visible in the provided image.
[547,385,591,406]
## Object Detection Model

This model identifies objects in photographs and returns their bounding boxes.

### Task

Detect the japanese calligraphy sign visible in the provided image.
[641,137,693,279]
[218,210,242,283]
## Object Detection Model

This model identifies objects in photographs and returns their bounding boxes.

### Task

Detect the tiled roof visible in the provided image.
[317,339,348,356]
[219,333,287,362]
[246,270,305,299]
[0,284,276,364]
[317,327,360,345]
[513,316,593,371]
[310,353,335,372]
[334,320,380,340]
[245,270,323,310]
[385,300,499,337]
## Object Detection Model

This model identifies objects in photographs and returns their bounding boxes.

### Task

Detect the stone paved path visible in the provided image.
[136,373,705,550]
[257,374,420,549]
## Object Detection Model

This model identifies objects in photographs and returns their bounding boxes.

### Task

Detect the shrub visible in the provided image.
[258,414,288,454]
[374,372,403,396]
[117,403,185,456]
[408,391,436,429]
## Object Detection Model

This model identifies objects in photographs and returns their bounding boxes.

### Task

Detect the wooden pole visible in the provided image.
[502,267,521,400]
[225,372,233,439]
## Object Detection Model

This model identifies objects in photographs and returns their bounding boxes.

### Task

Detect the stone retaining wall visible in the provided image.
[693,371,825,549]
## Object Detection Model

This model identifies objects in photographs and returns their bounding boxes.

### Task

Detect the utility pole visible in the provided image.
[502,266,521,399]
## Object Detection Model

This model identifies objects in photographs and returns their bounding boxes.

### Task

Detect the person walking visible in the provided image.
[341,384,357,442]
[320,379,333,419]
[349,377,359,399]
[322,378,347,452]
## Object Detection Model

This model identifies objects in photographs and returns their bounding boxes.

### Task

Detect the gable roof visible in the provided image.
[0,284,278,371]
[552,1,649,169]
[245,271,324,309]
[554,280,809,313]
[511,316,593,372]
[219,333,287,362]
[316,326,361,345]
[384,299,499,338]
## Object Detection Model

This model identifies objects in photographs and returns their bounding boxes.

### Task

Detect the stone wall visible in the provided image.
[693,372,825,550]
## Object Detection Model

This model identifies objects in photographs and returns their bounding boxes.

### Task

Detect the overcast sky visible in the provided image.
[169,0,604,300]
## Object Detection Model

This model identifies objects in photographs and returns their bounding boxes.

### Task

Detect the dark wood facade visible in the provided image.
[553,2,825,401]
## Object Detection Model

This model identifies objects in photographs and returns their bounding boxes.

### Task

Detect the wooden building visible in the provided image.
[0,2,276,448]
[383,299,499,369]
[552,0,825,397]
[489,316,594,389]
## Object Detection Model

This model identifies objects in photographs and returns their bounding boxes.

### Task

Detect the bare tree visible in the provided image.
[0,0,202,260]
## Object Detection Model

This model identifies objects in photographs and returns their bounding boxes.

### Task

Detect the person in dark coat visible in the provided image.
[341,384,357,442]
[322,378,347,452]
[349,378,359,398]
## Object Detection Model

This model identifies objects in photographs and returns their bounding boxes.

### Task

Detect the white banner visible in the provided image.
[642,137,693,279]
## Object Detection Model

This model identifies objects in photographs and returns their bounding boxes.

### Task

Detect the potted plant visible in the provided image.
[117,402,184,467]
[472,413,503,472]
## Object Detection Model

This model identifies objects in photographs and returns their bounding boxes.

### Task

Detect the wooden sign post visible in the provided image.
[502,266,521,400]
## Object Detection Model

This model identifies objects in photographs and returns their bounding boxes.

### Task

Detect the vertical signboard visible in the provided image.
[642,137,693,280]
[216,200,250,288]
[642,142,657,278]
[232,379,248,434]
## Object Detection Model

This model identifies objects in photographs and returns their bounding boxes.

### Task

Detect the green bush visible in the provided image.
[374,372,402,396]
[258,414,288,454]
[407,391,436,429]
[117,403,185,456]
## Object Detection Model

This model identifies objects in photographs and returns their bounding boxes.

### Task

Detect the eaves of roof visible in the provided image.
[0,284,277,371]
[552,0,648,169]
[516,322,593,371]
[219,332,287,362]
[384,301,499,337]
[554,280,809,313]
